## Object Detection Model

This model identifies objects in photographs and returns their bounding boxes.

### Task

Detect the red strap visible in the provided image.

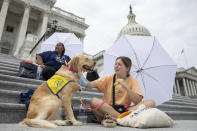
[125,105,131,111]
[82,101,104,111]
[65,66,74,73]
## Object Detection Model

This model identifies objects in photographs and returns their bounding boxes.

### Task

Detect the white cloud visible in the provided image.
[55,0,197,68]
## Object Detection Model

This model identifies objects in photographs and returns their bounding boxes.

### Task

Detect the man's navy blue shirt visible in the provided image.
[38,51,71,70]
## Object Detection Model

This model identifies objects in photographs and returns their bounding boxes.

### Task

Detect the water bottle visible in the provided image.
[36,66,42,79]
[77,104,87,123]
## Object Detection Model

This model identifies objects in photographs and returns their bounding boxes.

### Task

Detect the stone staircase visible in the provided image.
[0,53,197,124]
[158,95,197,120]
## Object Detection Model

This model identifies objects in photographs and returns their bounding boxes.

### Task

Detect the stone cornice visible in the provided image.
[176,72,197,81]
[52,7,89,29]
[44,0,56,7]
[24,1,31,9]
[42,9,51,15]
[15,0,52,12]
[4,0,11,3]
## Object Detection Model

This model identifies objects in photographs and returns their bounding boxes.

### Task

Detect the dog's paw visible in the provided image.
[64,120,72,126]
[72,120,83,126]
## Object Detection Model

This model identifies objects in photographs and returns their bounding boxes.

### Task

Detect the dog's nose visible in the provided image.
[94,62,96,65]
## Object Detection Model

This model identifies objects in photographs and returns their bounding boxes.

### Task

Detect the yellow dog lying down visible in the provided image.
[20,54,95,128]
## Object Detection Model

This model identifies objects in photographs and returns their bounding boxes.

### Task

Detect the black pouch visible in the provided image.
[113,105,126,113]
[18,61,37,79]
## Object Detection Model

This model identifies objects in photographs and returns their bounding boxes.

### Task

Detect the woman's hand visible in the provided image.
[116,79,128,89]
[36,55,46,68]
[116,79,142,105]
[116,79,124,84]
[40,64,46,68]
[79,76,88,87]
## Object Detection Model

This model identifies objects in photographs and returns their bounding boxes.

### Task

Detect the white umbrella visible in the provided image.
[41,32,83,58]
[103,35,177,106]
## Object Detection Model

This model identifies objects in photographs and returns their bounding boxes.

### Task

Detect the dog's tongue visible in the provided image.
[88,66,94,71]
[83,65,94,71]
[90,66,94,71]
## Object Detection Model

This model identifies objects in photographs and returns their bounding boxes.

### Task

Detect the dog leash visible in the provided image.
[79,87,104,111]
[78,79,120,111]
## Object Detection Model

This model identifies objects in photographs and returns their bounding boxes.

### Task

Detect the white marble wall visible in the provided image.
[0,0,88,59]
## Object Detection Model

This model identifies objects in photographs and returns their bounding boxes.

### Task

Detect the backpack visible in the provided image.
[18,61,37,79]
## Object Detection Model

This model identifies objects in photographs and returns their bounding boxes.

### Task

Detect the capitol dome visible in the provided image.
[116,6,151,40]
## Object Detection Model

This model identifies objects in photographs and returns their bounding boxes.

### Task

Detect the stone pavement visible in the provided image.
[1,120,197,131]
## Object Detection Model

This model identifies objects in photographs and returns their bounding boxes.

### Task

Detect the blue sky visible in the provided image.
[55,0,197,69]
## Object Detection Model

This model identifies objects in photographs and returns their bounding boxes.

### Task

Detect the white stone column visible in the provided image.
[187,79,192,96]
[185,79,191,96]
[80,36,85,43]
[195,81,197,96]
[188,79,193,96]
[189,80,195,96]
[14,3,31,57]
[192,81,197,95]
[176,80,181,95]
[0,0,10,40]
[174,80,177,94]
[183,78,188,96]
[191,80,195,96]
[39,10,49,37]
[173,84,177,95]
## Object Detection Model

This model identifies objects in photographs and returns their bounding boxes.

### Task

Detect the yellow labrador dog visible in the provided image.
[20,54,95,128]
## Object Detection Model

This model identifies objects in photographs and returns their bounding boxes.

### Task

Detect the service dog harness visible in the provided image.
[46,66,75,98]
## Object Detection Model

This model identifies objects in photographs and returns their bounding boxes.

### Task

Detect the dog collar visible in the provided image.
[64,66,75,73]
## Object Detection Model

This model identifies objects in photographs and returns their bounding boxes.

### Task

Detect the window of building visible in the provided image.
[0,48,9,54]
[6,25,14,33]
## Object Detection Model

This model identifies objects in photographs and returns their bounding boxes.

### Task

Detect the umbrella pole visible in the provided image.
[29,33,46,54]
[30,20,59,54]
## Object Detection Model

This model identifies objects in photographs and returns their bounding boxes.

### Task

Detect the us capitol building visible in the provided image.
[89,6,197,97]
[0,0,197,97]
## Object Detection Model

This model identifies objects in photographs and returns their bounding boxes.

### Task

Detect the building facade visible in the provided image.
[174,67,197,96]
[0,0,89,60]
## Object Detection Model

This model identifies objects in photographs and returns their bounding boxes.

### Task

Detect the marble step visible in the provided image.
[0,103,26,123]
[0,89,21,103]
[0,77,100,93]
[0,63,19,69]
[0,80,38,91]
[0,89,103,104]
[0,74,42,85]
[157,104,197,112]
[172,95,190,99]
[1,102,197,124]
[0,60,20,67]
[166,111,197,120]
[0,69,18,76]
[164,100,197,107]
[0,65,19,72]
[0,57,20,64]
[170,98,197,103]
[0,53,20,59]
[0,102,94,123]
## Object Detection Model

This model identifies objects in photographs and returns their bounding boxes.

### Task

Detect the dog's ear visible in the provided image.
[69,55,79,72]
